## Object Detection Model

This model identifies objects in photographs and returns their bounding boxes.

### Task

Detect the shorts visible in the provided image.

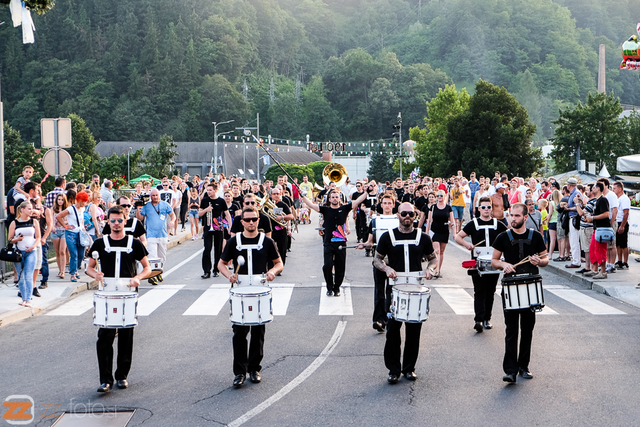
[189,209,199,219]
[548,222,557,231]
[607,232,616,250]
[173,207,180,220]
[579,227,594,251]
[616,222,629,249]
[431,232,450,243]
[52,229,65,239]
[557,224,567,239]
[589,233,608,265]
[452,205,465,220]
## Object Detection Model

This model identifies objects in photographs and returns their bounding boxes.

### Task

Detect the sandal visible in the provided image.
[19,301,25,306]
[24,302,31,307]
[71,276,78,282]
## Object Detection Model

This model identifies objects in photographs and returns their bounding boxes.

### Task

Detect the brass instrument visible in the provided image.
[255,195,288,227]
[322,163,348,187]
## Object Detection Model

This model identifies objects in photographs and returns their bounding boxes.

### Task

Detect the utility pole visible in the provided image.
[392,112,403,179]
[236,113,259,181]
[213,120,234,176]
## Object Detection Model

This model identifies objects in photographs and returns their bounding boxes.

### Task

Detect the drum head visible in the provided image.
[95,291,137,299]
[477,254,493,261]
[230,285,271,296]
[394,284,430,294]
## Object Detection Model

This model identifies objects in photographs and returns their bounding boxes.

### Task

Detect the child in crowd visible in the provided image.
[539,199,549,247]
[14,165,34,200]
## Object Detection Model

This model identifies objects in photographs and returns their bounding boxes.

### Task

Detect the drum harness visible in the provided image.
[123,217,138,234]
[388,228,422,276]
[473,218,497,258]
[102,235,134,282]
[236,232,265,284]
[505,229,534,276]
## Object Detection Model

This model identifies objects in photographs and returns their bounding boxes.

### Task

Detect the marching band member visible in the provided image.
[454,197,507,333]
[87,206,151,393]
[229,193,272,238]
[199,183,232,279]
[301,189,368,296]
[269,187,294,267]
[218,206,283,387]
[357,194,398,332]
[374,203,438,384]
[103,196,147,245]
[491,203,548,383]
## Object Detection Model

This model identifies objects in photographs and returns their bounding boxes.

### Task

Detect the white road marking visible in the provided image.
[434,287,475,315]
[319,283,353,315]
[46,292,94,316]
[162,248,204,278]
[546,289,625,315]
[227,321,347,427]
[137,285,185,316]
[183,285,229,316]
[271,283,295,316]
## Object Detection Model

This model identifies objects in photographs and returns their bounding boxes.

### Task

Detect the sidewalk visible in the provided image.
[546,258,640,309]
[0,228,193,328]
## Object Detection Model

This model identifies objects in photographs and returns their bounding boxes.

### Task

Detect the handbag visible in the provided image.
[595,227,615,243]
[72,206,93,247]
[0,243,23,263]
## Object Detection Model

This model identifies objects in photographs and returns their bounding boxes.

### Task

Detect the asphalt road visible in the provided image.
[1,220,640,427]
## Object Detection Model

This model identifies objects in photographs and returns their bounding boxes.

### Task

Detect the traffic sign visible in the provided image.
[42,149,72,176]
[41,118,72,148]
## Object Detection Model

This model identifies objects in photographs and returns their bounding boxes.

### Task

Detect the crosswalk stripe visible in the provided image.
[546,289,626,315]
[183,286,229,316]
[271,284,295,316]
[138,285,185,316]
[46,292,94,316]
[319,283,353,316]
[434,287,475,315]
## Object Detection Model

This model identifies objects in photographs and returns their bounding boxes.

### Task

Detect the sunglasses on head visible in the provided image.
[242,217,259,222]
[109,218,125,224]
[400,211,416,218]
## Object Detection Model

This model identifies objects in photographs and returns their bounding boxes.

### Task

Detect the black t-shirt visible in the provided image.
[414,196,427,211]
[230,212,273,235]
[492,229,546,275]
[376,229,434,273]
[593,196,610,229]
[319,204,352,244]
[430,204,452,234]
[102,218,146,238]
[200,196,229,230]
[232,195,244,208]
[402,193,414,204]
[462,218,508,258]
[89,236,148,278]
[220,233,280,275]
[351,191,365,215]
[271,201,291,234]
[394,188,404,201]
[181,190,189,205]
[376,200,400,214]
[282,195,294,207]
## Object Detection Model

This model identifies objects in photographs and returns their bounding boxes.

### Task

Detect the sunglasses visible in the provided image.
[436,195,444,198]
[479,206,492,210]
[244,201,256,205]
[242,217,259,222]
[109,218,125,224]
[120,204,131,208]
[399,211,416,218]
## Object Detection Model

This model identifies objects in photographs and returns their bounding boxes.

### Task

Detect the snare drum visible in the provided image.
[101,278,132,292]
[229,285,273,325]
[390,284,431,323]
[501,274,544,311]
[235,275,267,286]
[93,291,138,328]
[477,254,500,276]
[137,259,164,279]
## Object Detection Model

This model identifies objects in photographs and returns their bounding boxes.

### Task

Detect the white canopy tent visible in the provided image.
[617,154,640,172]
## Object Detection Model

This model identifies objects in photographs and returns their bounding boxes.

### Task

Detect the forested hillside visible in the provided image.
[0,0,637,146]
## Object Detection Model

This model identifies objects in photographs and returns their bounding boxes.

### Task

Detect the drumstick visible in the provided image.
[473,239,485,247]
[91,251,103,288]
[512,256,531,268]
[236,256,245,285]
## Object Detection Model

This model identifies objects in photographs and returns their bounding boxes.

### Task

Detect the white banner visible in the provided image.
[628,207,640,252]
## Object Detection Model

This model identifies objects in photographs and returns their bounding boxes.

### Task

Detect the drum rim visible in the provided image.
[95,291,138,298]
[392,284,431,293]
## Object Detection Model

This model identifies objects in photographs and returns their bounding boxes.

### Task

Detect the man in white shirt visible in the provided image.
[101,180,115,208]
[599,178,619,273]
[486,178,498,196]
[613,182,630,270]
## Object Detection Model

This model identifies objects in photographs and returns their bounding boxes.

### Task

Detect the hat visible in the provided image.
[496,183,507,190]
[567,178,578,185]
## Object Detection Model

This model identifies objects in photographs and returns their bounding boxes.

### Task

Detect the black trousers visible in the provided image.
[97,327,134,385]
[272,231,288,266]
[471,272,499,322]
[323,242,346,292]
[384,319,423,376]
[202,229,224,274]
[503,308,536,375]
[232,324,265,375]
[180,203,188,227]
[355,212,368,243]
[373,265,389,324]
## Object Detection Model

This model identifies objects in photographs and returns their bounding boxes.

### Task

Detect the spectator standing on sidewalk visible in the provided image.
[32,189,52,290]
[44,177,66,209]
[578,182,609,279]
[612,182,630,270]
[136,188,175,263]
[564,178,581,269]
[576,184,596,275]
[52,193,69,280]
[57,191,90,282]
[9,201,40,307]
[599,178,618,274]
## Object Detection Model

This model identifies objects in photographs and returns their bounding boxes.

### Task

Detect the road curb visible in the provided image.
[0,231,192,328]
[546,263,595,290]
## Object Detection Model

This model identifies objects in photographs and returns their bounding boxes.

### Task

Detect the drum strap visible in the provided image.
[506,229,533,260]
[388,229,421,274]
[123,218,138,234]
[473,218,497,249]
[236,233,265,278]
[102,235,134,279]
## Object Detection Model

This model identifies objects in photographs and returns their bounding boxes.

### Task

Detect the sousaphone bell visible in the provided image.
[322,163,348,187]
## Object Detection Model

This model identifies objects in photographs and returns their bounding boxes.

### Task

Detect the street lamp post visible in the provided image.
[127,147,132,183]
[213,120,234,176]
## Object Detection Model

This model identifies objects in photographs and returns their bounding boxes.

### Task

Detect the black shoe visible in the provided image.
[373,321,384,333]
[576,268,588,274]
[474,321,483,333]
[116,379,128,389]
[404,372,418,381]
[38,282,48,289]
[32,288,41,297]
[97,383,112,393]
[387,374,399,384]
[17,291,21,298]
[365,250,370,257]
[249,371,261,383]
[276,273,282,276]
[148,277,157,285]
[201,272,211,279]
[326,290,333,296]
[483,320,492,329]
[233,374,246,387]
[212,272,219,277]
[502,373,516,383]
[333,290,341,297]
[519,368,533,379]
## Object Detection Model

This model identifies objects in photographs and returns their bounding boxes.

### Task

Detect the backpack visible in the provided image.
[83,203,95,230]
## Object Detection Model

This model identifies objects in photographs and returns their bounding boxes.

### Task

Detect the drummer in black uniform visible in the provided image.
[374,202,438,384]
[454,196,507,333]
[491,203,548,383]
[102,196,147,245]
[218,206,283,388]
[229,193,272,238]
[87,206,151,393]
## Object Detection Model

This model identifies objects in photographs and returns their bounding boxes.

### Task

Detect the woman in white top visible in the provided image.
[87,191,105,241]
[56,191,89,282]
[8,201,40,306]
[52,193,69,279]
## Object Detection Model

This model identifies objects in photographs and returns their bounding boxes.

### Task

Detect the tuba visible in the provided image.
[255,195,288,227]
[322,163,348,187]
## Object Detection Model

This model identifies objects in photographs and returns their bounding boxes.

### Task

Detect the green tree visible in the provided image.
[140,134,179,177]
[366,140,397,183]
[306,160,330,185]
[264,164,314,184]
[67,113,100,165]
[445,80,542,178]
[2,122,46,193]
[550,92,627,174]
